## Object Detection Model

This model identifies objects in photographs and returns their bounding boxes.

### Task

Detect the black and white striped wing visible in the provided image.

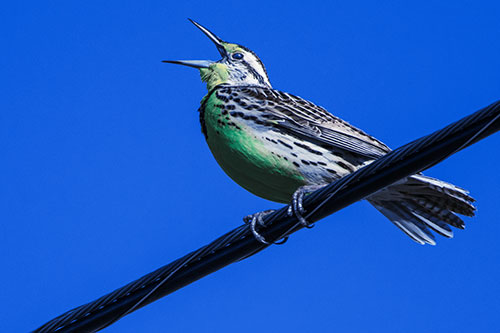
[234,86,391,159]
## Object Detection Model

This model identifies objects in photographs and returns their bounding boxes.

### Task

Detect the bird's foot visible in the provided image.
[287,184,327,228]
[244,209,285,245]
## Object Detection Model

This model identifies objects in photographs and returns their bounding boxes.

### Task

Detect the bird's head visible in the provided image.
[163,19,271,91]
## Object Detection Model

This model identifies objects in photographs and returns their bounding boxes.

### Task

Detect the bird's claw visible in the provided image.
[244,209,276,244]
[288,189,310,227]
[244,184,325,243]
[288,184,326,228]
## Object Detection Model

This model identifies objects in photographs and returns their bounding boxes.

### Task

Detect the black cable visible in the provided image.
[34,100,500,332]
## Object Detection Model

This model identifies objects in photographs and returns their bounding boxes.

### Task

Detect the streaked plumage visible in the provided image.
[165,20,476,245]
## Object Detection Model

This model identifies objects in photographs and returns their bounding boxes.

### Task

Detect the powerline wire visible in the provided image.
[35,99,500,332]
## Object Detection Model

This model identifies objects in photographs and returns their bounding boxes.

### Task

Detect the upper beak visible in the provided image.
[162,19,227,68]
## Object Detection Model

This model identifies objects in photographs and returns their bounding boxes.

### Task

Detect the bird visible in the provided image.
[163,19,476,245]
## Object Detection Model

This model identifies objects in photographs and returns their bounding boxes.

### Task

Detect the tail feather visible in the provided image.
[412,211,453,238]
[411,199,467,229]
[369,174,475,245]
[373,201,437,245]
[406,174,476,216]
[410,174,473,199]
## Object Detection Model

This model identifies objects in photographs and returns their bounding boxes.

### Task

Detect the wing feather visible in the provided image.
[235,86,391,159]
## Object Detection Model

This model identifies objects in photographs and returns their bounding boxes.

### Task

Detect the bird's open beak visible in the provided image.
[162,19,227,68]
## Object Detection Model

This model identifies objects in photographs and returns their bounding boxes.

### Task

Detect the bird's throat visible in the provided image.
[200,64,229,91]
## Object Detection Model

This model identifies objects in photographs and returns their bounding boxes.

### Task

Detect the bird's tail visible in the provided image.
[368,174,476,245]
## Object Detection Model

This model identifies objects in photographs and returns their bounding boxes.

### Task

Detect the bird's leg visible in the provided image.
[243,209,276,244]
[288,184,327,227]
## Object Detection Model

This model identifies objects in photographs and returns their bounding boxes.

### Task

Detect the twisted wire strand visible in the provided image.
[35,100,500,332]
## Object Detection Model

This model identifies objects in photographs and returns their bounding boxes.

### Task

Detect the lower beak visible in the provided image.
[162,60,213,69]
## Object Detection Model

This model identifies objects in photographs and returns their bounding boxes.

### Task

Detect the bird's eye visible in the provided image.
[232,53,244,60]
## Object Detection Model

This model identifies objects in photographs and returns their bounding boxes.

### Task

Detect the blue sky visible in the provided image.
[2,1,500,332]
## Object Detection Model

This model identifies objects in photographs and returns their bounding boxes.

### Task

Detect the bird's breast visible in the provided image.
[199,91,307,203]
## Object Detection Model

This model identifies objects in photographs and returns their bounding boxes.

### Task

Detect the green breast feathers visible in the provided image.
[199,88,307,203]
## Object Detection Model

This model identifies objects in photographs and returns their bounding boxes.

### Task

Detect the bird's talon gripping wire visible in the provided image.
[244,210,287,245]
[288,185,327,228]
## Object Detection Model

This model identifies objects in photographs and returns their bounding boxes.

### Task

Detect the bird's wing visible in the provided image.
[235,86,391,159]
